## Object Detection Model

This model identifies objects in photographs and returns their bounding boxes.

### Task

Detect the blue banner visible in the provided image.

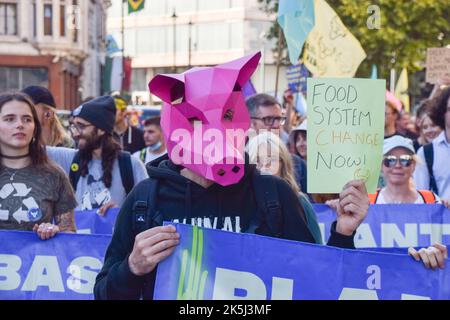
[75,208,118,235]
[0,230,110,300]
[154,223,450,300]
[286,64,309,94]
[314,204,450,248]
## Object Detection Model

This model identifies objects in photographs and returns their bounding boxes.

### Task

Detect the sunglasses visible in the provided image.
[383,155,414,168]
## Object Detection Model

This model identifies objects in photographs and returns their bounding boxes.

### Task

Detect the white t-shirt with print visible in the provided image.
[47,147,148,210]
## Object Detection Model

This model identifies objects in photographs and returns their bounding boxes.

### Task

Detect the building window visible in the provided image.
[60,5,65,36]
[44,4,52,35]
[0,2,18,36]
[0,67,48,92]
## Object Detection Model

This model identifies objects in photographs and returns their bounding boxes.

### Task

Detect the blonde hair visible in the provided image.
[43,105,73,147]
[247,131,300,194]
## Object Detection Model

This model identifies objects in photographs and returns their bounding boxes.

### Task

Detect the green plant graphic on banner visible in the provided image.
[177,226,208,300]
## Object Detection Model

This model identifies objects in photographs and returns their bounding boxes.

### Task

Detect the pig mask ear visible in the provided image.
[220,51,261,89]
[149,74,185,104]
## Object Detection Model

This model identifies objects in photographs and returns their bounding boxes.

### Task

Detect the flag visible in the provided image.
[395,67,410,112]
[122,57,132,92]
[128,0,144,14]
[106,35,121,56]
[277,0,315,65]
[303,0,366,77]
[242,80,257,98]
[370,64,378,79]
[102,56,123,94]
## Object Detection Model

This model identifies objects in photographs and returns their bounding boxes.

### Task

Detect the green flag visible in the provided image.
[128,0,144,14]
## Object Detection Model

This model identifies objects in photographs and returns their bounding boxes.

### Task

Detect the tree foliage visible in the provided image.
[258,0,449,80]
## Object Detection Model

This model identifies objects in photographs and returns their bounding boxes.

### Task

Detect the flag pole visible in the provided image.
[121,0,125,94]
[274,26,283,100]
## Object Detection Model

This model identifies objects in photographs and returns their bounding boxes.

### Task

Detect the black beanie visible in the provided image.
[71,96,116,134]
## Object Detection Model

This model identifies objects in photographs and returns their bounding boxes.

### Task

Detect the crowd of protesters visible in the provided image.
[0,68,449,299]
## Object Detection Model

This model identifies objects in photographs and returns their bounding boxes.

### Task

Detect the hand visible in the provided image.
[33,223,60,240]
[442,199,450,209]
[97,200,117,216]
[335,179,369,236]
[325,199,339,212]
[408,243,448,270]
[128,225,180,276]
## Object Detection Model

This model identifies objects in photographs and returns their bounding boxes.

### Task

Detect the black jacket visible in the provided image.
[94,158,355,300]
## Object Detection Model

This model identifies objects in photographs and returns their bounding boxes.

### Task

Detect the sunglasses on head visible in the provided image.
[383,155,414,168]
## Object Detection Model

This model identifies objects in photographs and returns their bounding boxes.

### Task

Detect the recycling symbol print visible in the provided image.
[0,183,42,223]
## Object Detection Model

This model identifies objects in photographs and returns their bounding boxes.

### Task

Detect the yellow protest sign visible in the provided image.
[303,0,366,77]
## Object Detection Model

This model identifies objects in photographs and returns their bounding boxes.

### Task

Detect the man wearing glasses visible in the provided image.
[47,96,148,215]
[246,93,307,193]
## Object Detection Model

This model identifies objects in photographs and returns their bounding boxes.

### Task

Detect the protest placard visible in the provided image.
[307,78,385,193]
[426,47,450,84]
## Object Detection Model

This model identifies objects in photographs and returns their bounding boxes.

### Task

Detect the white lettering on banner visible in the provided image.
[366,265,381,290]
[271,277,294,300]
[213,268,266,300]
[67,257,102,294]
[0,254,102,295]
[354,224,377,247]
[401,294,431,300]
[22,256,65,292]
[0,254,22,290]
[212,268,433,300]
[339,288,379,300]
[320,222,450,248]
[172,217,241,233]
[381,224,418,247]
[419,224,450,245]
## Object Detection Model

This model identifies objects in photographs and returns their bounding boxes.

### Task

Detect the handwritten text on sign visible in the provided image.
[307,78,385,193]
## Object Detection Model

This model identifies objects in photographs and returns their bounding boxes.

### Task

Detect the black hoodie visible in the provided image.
[94,157,355,300]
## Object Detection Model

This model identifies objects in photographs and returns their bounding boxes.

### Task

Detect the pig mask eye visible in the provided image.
[223,109,234,121]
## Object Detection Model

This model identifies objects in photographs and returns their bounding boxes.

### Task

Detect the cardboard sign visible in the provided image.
[307,78,385,193]
[426,48,450,84]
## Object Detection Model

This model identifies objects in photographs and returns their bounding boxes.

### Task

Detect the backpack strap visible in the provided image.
[423,143,438,194]
[131,178,161,236]
[118,151,135,195]
[368,189,381,204]
[250,170,283,238]
[69,151,82,191]
[140,148,146,163]
[418,190,436,204]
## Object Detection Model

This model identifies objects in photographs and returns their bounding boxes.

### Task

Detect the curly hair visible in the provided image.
[430,87,450,130]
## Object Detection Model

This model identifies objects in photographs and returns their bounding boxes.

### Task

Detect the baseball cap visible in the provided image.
[383,135,415,155]
[22,86,56,108]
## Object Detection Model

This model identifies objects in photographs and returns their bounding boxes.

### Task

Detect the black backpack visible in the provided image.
[423,143,438,195]
[130,161,310,240]
[69,151,135,195]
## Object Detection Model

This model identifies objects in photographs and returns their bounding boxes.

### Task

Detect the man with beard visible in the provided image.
[47,96,148,215]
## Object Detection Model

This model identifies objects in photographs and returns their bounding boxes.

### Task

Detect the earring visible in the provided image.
[32,137,36,143]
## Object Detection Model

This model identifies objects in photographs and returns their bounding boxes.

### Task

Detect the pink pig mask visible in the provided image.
[149,52,261,186]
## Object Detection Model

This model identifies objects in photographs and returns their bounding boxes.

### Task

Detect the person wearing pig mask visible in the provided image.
[94,52,370,300]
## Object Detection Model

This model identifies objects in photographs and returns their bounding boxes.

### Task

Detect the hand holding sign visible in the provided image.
[334,179,369,236]
[128,225,180,276]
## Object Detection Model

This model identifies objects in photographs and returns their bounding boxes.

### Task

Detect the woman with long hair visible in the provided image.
[0,93,77,239]
[247,131,322,243]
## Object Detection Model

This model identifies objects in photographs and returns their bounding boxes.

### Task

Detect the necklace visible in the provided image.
[3,168,18,181]
[0,153,30,159]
